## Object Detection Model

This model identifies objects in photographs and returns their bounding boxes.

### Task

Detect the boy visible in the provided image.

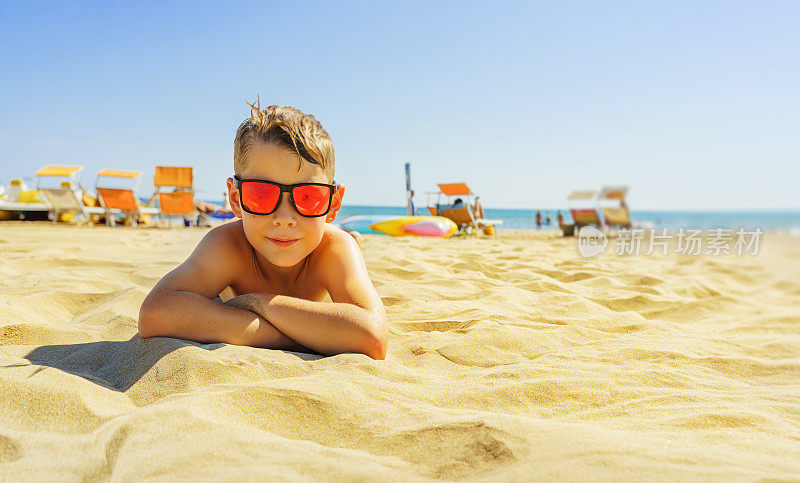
[138,103,388,359]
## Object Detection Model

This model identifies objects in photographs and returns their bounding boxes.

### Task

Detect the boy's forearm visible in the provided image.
[138,290,311,352]
[226,293,387,359]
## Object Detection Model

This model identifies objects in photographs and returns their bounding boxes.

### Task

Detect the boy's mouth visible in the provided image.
[268,237,299,247]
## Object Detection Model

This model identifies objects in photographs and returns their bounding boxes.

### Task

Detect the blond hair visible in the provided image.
[234,100,335,181]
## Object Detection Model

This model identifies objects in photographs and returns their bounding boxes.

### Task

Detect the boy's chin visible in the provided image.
[261,249,307,268]
[269,258,303,268]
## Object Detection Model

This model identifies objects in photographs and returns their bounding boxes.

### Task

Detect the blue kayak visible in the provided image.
[336,215,395,235]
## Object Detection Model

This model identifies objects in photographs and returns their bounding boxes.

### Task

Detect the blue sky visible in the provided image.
[1,1,798,210]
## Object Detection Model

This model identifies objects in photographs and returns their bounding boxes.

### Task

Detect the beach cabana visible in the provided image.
[567,190,602,226]
[560,190,602,236]
[597,185,632,229]
[96,169,161,227]
[425,182,502,235]
[152,166,197,226]
[36,165,109,225]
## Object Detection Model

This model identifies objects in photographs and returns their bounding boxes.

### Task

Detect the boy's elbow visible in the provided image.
[138,296,165,338]
[364,314,388,360]
[364,335,387,360]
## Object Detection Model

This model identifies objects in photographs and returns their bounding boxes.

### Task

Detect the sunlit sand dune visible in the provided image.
[1,223,798,480]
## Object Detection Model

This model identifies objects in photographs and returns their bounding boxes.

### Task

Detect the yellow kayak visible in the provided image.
[369,216,458,238]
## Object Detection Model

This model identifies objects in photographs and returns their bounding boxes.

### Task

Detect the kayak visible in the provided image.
[338,215,457,238]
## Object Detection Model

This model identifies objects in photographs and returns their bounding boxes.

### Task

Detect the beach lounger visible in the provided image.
[598,185,632,229]
[95,169,160,227]
[34,166,109,225]
[570,208,603,227]
[561,187,636,236]
[40,182,110,225]
[439,206,503,235]
[440,206,478,234]
[567,190,602,227]
[559,190,601,236]
[152,166,197,227]
[601,207,631,228]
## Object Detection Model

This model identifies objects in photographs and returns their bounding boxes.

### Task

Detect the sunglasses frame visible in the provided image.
[233,175,337,217]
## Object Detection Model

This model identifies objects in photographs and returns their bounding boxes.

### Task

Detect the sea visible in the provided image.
[196,201,800,232]
[336,205,800,232]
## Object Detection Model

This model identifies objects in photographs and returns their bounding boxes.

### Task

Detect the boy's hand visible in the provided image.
[222,294,263,340]
[223,294,314,354]
[223,293,262,312]
[222,294,270,341]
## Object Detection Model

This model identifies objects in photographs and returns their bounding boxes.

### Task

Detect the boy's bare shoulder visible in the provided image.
[196,220,251,262]
[312,225,379,312]
[316,224,360,253]
[310,224,363,269]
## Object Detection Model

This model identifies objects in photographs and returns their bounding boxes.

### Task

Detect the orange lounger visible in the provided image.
[96,169,160,227]
[153,166,197,226]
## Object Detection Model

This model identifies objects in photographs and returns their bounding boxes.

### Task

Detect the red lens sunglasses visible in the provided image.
[233,175,336,217]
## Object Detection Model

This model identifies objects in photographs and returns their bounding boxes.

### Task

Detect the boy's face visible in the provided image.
[226,143,344,268]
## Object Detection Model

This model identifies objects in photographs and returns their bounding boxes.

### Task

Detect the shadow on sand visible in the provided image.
[4,335,324,393]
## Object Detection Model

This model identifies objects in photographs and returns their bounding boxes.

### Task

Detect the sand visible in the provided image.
[0,222,798,480]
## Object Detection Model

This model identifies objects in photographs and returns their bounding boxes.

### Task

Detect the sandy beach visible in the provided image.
[0,222,798,480]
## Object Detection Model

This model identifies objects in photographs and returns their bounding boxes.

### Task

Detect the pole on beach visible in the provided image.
[405,162,413,216]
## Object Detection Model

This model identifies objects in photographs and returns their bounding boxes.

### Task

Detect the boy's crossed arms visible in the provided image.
[138,222,388,359]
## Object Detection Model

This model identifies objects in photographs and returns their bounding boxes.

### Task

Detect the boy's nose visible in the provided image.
[272,192,297,228]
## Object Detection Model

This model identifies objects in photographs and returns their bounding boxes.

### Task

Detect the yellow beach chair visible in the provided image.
[598,185,632,229]
[152,166,197,227]
[96,169,161,227]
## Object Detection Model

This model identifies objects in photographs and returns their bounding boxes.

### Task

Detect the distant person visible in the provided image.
[452,198,464,209]
[535,210,542,229]
[408,189,419,216]
[545,214,552,226]
[557,210,564,228]
[473,196,485,219]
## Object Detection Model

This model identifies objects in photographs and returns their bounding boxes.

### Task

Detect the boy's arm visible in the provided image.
[229,229,388,359]
[138,225,309,351]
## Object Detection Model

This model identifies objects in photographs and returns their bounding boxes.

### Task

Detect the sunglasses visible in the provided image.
[233,175,336,217]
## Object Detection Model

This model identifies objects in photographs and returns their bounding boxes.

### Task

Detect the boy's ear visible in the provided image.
[326,184,345,223]
[226,177,243,218]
